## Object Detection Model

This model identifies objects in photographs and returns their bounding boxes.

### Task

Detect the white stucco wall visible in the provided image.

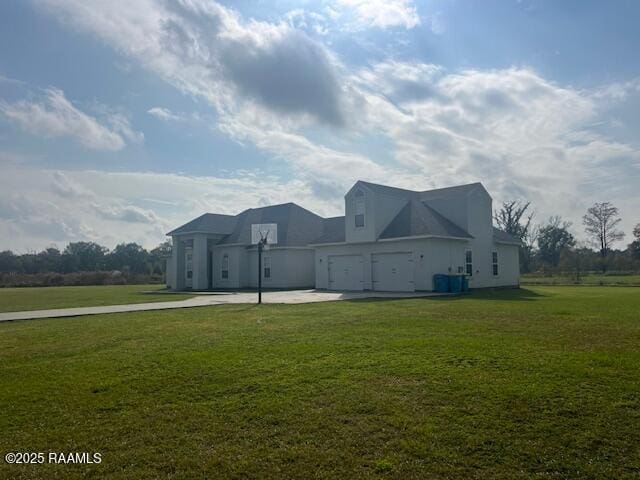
[463,187,495,289]
[246,248,315,288]
[491,243,520,287]
[211,245,245,289]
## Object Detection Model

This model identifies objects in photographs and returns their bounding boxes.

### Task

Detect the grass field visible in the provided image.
[521,273,640,286]
[0,284,193,313]
[1,286,639,479]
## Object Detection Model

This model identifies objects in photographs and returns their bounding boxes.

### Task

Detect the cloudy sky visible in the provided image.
[0,0,639,251]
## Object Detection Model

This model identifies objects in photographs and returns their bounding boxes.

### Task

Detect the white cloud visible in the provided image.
[0,88,141,150]
[333,0,420,30]
[0,165,343,251]
[147,107,185,122]
[93,203,159,224]
[348,62,640,236]
[41,0,344,125]
[18,0,640,252]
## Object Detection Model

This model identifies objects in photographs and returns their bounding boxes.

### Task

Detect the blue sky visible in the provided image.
[0,0,638,251]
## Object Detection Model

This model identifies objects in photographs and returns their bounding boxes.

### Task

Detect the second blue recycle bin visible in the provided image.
[448,275,463,293]
[433,274,449,293]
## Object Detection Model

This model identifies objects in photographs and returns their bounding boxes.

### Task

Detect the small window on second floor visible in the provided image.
[221,254,229,279]
[355,197,365,228]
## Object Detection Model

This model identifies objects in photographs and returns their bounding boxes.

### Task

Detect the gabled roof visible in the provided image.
[356,180,417,198]
[218,203,324,247]
[419,182,483,200]
[493,227,521,245]
[167,213,237,236]
[358,180,483,202]
[379,199,473,240]
[168,180,509,247]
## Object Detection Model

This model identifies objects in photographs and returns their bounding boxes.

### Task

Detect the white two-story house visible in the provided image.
[166,180,520,291]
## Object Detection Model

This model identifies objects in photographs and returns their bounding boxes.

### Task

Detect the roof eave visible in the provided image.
[494,239,522,246]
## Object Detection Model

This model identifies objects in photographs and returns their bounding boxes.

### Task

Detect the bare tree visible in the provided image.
[583,202,625,258]
[494,200,535,272]
[494,201,533,240]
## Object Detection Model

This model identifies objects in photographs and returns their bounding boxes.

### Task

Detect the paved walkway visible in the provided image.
[0,290,447,323]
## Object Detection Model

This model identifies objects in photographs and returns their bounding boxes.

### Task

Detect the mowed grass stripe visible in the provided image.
[1,287,639,479]
[0,284,193,312]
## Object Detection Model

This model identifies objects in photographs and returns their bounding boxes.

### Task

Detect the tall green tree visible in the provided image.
[537,216,576,267]
[62,242,108,272]
[107,243,149,274]
[629,223,640,260]
[150,240,172,275]
[0,250,19,273]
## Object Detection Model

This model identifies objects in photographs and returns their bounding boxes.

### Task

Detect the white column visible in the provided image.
[192,234,208,290]
[172,237,185,290]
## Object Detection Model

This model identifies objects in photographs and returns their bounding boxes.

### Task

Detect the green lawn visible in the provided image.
[1,287,639,479]
[521,273,640,286]
[0,284,193,312]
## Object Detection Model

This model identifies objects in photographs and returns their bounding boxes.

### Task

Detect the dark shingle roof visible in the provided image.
[311,216,346,244]
[168,180,504,246]
[359,180,482,201]
[419,182,482,200]
[167,213,237,236]
[379,199,473,239]
[493,227,521,245]
[357,180,418,198]
[218,203,324,247]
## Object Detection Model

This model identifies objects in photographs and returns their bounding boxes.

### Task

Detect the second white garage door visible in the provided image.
[328,255,364,291]
[372,252,414,292]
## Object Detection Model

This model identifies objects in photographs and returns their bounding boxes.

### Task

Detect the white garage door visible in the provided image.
[372,252,414,292]
[328,255,364,291]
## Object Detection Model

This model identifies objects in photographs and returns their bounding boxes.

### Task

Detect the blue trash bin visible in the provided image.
[433,274,449,293]
[461,276,469,292]
[448,275,462,293]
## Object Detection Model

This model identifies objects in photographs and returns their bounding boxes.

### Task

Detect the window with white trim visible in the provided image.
[492,251,499,276]
[185,249,193,280]
[465,250,473,276]
[354,190,365,228]
[263,256,271,279]
[221,254,229,279]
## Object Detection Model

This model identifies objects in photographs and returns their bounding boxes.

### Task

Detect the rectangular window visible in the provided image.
[355,199,365,227]
[221,254,229,280]
[263,257,271,279]
[465,250,473,276]
[492,251,499,276]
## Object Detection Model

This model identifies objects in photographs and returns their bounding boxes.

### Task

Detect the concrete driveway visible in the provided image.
[0,289,447,322]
